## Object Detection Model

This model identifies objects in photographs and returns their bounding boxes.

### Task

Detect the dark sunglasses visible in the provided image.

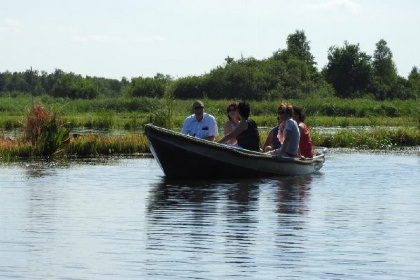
[278,110,286,114]
[228,107,237,112]
[194,106,204,110]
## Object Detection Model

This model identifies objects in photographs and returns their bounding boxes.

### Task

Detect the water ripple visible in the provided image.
[1,154,419,279]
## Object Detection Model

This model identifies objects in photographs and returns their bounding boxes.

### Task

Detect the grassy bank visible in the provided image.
[1,96,419,130]
[0,96,419,162]
[1,126,419,162]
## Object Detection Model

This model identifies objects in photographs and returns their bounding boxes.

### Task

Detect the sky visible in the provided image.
[1,0,419,80]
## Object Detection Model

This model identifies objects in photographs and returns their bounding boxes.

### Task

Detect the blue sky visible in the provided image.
[1,0,419,80]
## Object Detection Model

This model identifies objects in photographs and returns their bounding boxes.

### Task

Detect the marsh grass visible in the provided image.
[1,126,418,162]
[65,134,149,157]
[0,103,70,160]
[310,127,419,149]
[0,133,149,161]
[1,97,419,162]
[1,96,417,130]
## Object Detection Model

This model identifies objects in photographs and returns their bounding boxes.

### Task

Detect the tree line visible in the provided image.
[1,30,419,101]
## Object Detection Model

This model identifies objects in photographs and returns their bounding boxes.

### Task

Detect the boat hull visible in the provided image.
[145,124,325,179]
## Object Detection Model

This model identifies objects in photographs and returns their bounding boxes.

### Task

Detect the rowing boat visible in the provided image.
[145,124,326,179]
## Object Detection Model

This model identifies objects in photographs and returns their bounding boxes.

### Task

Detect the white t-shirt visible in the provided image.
[283,118,300,156]
[181,113,219,139]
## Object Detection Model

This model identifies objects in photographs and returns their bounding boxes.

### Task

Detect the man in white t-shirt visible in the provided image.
[181,100,219,141]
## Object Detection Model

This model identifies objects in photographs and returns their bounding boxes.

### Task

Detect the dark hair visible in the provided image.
[237,101,251,119]
[292,106,305,122]
[226,102,238,120]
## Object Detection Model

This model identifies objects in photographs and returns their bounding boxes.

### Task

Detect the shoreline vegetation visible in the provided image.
[1,30,419,161]
[0,30,420,162]
[0,97,419,162]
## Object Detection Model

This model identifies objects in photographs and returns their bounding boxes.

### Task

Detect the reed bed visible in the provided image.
[1,126,418,162]
[0,134,150,161]
[65,134,149,157]
[310,127,419,149]
[1,96,418,130]
[0,97,419,162]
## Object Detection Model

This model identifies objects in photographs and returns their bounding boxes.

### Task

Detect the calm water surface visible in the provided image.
[1,151,419,280]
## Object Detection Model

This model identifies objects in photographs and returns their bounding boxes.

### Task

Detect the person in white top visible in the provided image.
[181,100,219,141]
[269,103,300,158]
[223,102,240,145]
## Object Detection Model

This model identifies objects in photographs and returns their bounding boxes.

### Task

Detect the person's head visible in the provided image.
[226,102,238,120]
[237,101,251,120]
[277,103,293,120]
[292,106,305,122]
[192,100,204,118]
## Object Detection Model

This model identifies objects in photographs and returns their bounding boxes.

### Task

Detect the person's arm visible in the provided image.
[262,129,274,151]
[297,125,304,157]
[204,135,216,141]
[204,117,219,142]
[223,121,238,144]
[277,129,291,156]
[223,121,232,136]
[218,120,247,143]
[277,122,285,144]
[181,117,190,135]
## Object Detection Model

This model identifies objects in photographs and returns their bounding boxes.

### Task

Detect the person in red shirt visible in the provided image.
[292,106,314,158]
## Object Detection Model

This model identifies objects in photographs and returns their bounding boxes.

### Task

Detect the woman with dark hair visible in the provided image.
[292,106,314,158]
[218,101,260,151]
[223,102,239,145]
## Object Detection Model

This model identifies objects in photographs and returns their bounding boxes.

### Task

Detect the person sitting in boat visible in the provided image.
[292,106,314,158]
[269,104,300,158]
[262,106,285,152]
[223,102,240,145]
[181,100,219,141]
[217,101,260,151]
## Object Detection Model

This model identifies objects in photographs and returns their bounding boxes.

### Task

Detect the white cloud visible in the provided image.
[0,18,21,33]
[73,35,121,43]
[72,35,167,44]
[129,36,167,43]
[304,0,362,14]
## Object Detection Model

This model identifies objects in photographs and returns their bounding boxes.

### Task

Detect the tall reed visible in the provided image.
[23,103,69,158]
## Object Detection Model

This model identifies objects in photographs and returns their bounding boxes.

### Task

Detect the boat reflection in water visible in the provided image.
[146,175,314,217]
[143,176,316,278]
[276,175,313,214]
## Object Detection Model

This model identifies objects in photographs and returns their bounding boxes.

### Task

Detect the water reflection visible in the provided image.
[276,175,313,214]
[24,184,58,249]
[144,176,315,278]
[146,175,312,217]
[1,154,419,279]
[24,163,60,178]
[271,175,313,260]
[145,179,262,268]
[146,178,261,215]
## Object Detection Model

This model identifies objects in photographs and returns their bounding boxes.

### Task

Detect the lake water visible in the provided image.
[1,150,419,280]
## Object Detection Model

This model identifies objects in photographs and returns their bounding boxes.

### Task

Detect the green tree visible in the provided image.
[44,69,65,94]
[50,73,99,99]
[323,41,372,98]
[127,74,170,98]
[173,75,206,99]
[408,66,420,99]
[285,29,316,66]
[373,39,397,83]
[269,30,321,99]
[370,39,399,99]
[0,71,12,92]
